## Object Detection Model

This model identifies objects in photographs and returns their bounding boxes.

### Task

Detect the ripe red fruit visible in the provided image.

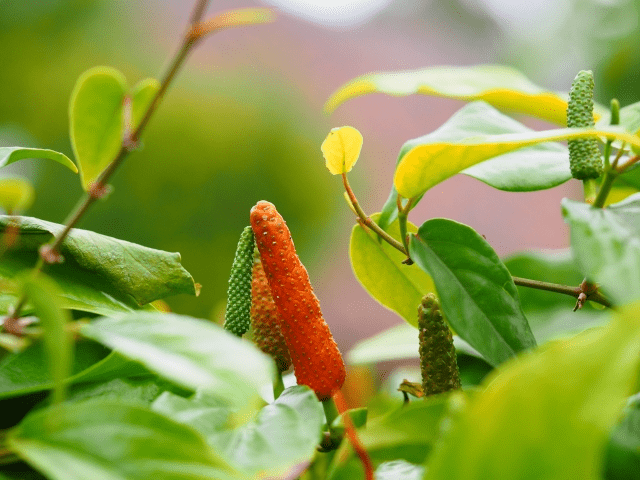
[250,200,346,400]
[250,258,292,373]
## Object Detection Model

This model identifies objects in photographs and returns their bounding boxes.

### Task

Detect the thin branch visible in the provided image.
[512,276,612,308]
[5,0,220,323]
[342,173,406,254]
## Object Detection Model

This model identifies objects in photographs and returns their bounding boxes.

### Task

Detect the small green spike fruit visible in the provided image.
[567,70,603,180]
[418,294,461,396]
[223,226,255,337]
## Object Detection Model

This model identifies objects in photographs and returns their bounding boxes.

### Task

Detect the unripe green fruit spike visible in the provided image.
[567,70,603,180]
[223,226,255,337]
[418,294,461,396]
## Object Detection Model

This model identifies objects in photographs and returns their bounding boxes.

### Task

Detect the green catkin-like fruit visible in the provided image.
[418,294,461,396]
[223,226,255,337]
[567,70,603,180]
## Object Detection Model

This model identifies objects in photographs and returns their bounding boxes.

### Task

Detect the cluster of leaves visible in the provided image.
[1,7,640,480]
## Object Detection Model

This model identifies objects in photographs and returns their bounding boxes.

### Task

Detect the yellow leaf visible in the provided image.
[325,65,606,125]
[394,127,640,199]
[321,126,363,175]
[0,177,34,213]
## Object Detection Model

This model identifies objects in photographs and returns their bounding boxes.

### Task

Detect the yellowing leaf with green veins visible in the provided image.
[0,177,34,213]
[325,65,605,125]
[394,127,640,199]
[321,126,363,174]
[70,66,128,191]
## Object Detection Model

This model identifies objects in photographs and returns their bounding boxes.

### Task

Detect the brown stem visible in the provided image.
[512,276,612,308]
[342,173,406,254]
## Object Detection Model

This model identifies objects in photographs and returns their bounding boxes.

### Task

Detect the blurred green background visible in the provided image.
[1,0,639,343]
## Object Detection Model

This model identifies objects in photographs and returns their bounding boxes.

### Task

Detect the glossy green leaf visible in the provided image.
[7,399,237,480]
[375,460,424,480]
[325,65,583,125]
[129,78,160,131]
[20,276,72,404]
[0,147,77,174]
[604,394,640,480]
[0,257,157,317]
[562,193,640,304]
[321,126,363,174]
[66,377,165,406]
[424,302,640,480]
[409,218,536,367]
[327,395,452,480]
[153,385,323,477]
[0,341,147,400]
[395,127,640,199]
[69,66,127,191]
[0,216,197,307]
[81,312,275,410]
[350,214,434,327]
[0,177,34,213]
[347,323,483,364]
[377,102,572,230]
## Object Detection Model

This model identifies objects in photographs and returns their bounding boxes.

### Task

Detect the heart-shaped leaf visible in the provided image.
[350,213,434,327]
[395,126,640,199]
[153,385,324,477]
[325,64,599,125]
[409,218,536,367]
[69,66,128,191]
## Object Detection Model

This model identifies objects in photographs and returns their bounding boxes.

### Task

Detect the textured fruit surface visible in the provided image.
[251,257,292,373]
[250,200,346,400]
[567,70,602,180]
[223,226,255,337]
[418,293,461,396]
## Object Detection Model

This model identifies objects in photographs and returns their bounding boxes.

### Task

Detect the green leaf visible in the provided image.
[409,219,536,367]
[153,385,324,477]
[20,275,72,405]
[423,302,640,480]
[0,177,34,213]
[562,193,640,304]
[0,216,198,307]
[375,460,424,480]
[325,64,588,125]
[378,102,573,230]
[0,341,147,400]
[7,399,237,480]
[81,312,275,410]
[350,214,434,327]
[394,127,640,199]
[69,67,128,191]
[327,395,452,479]
[0,147,77,174]
[129,78,160,131]
[604,394,640,480]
